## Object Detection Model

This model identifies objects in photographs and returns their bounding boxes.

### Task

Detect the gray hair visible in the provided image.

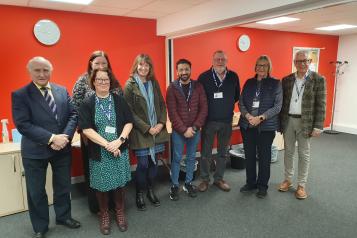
[213,50,227,58]
[27,56,53,72]
[294,50,309,60]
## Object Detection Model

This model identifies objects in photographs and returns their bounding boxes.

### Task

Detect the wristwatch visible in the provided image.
[119,137,126,143]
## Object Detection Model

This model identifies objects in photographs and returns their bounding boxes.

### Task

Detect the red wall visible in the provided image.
[173,26,339,129]
[0,5,166,137]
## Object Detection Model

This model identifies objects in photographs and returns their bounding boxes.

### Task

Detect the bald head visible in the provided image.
[27,56,53,87]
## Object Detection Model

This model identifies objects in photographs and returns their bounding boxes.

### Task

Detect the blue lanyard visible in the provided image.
[96,94,113,121]
[212,68,227,90]
[294,74,308,102]
[179,81,192,102]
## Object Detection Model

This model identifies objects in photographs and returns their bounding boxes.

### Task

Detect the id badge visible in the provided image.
[105,126,116,134]
[214,92,223,99]
[252,100,260,108]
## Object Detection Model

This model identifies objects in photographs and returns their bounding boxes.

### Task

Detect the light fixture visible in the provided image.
[315,24,357,31]
[256,17,300,25]
[48,0,93,5]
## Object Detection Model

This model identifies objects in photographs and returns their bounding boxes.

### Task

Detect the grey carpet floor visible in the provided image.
[0,133,356,238]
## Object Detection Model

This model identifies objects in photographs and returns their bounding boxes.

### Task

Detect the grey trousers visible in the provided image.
[283,117,311,187]
[200,121,232,182]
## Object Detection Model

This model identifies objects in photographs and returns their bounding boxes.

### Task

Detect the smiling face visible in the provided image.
[28,60,52,87]
[137,60,150,79]
[177,63,191,83]
[255,59,270,79]
[93,71,110,95]
[294,51,311,76]
[91,56,108,71]
[212,51,227,74]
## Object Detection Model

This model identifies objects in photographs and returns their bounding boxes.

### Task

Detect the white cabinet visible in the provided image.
[0,143,53,217]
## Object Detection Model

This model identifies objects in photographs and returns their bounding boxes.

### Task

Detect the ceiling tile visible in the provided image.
[0,0,28,6]
[90,0,154,9]
[29,0,83,11]
[140,0,193,14]
[82,5,130,16]
[125,9,167,19]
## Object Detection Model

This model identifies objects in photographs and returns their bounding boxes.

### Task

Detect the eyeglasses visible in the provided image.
[256,64,269,68]
[294,59,312,64]
[213,57,227,62]
[95,78,110,84]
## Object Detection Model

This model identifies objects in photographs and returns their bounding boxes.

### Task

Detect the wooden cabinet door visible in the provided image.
[0,153,25,217]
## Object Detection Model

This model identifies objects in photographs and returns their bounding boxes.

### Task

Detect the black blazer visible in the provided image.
[78,93,133,161]
[12,82,78,159]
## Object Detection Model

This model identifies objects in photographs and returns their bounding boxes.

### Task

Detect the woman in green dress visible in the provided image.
[79,69,133,235]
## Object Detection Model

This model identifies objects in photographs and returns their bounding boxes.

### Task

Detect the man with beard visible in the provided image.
[166,59,208,200]
[197,50,240,192]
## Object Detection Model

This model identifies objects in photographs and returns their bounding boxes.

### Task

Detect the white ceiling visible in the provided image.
[1,0,356,36]
[0,0,209,19]
[241,1,357,36]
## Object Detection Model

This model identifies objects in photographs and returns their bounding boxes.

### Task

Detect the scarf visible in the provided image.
[134,74,157,164]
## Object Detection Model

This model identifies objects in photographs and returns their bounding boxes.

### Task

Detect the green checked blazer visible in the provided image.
[280,71,327,138]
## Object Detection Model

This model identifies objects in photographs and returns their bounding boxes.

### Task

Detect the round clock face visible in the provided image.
[238,34,250,52]
[33,19,61,46]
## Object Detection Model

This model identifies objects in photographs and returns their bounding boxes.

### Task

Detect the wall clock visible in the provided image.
[33,19,61,46]
[238,34,250,52]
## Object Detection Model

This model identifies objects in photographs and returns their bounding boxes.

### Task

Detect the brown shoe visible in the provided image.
[115,209,128,232]
[213,180,231,192]
[278,180,292,192]
[99,211,110,235]
[198,181,209,192]
[295,185,308,200]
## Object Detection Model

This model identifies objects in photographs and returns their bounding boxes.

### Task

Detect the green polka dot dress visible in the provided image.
[89,96,131,192]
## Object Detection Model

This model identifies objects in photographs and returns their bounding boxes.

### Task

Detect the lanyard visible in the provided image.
[179,81,192,102]
[294,76,307,103]
[212,68,227,90]
[96,94,113,121]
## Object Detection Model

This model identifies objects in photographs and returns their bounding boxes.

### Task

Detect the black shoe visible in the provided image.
[147,188,160,207]
[240,184,257,193]
[136,192,146,211]
[183,183,197,198]
[56,218,81,229]
[33,232,46,238]
[256,189,267,198]
[169,185,179,201]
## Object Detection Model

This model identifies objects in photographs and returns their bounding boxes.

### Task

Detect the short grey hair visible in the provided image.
[213,50,227,58]
[27,56,53,72]
[294,50,309,60]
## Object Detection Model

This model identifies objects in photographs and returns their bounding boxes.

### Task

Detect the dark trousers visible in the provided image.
[136,155,158,191]
[200,121,232,182]
[22,153,72,233]
[241,128,275,190]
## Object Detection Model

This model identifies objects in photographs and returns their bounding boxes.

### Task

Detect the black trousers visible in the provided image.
[22,153,72,233]
[241,128,275,190]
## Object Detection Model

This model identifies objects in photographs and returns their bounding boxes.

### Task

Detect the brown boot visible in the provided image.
[114,188,128,232]
[96,192,111,235]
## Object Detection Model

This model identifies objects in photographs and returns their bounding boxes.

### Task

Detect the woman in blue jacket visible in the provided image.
[238,55,282,198]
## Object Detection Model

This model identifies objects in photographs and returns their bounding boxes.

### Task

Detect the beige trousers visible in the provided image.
[283,117,311,187]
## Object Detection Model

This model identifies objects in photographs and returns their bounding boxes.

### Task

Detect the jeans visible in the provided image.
[200,121,232,182]
[241,128,275,190]
[171,130,201,186]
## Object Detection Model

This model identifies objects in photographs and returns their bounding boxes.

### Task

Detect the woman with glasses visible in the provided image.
[79,69,133,234]
[123,54,169,211]
[72,51,123,213]
[238,55,282,198]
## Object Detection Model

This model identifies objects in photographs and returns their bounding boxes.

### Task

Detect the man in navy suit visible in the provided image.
[12,57,80,238]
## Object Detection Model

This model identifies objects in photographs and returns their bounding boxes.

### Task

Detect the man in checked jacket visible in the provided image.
[166,58,208,201]
[278,50,326,199]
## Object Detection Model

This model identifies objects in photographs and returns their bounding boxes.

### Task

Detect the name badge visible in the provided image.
[252,100,260,108]
[105,126,116,134]
[214,92,223,99]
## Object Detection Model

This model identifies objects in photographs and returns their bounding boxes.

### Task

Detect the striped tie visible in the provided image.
[41,87,58,120]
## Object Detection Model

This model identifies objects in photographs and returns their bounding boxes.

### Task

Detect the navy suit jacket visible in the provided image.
[12,82,78,159]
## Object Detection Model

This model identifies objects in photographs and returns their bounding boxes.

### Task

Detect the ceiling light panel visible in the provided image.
[48,0,93,5]
[315,24,357,31]
[256,17,300,25]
